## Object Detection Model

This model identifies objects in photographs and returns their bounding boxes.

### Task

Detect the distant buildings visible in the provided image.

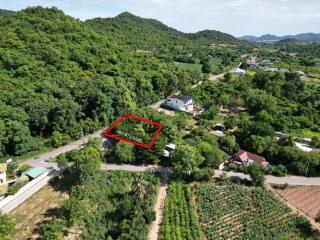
[231,150,270,168]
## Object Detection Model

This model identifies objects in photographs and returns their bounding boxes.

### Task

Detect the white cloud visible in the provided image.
[1,0,319,36]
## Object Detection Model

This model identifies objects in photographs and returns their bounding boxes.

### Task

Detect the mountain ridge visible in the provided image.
[239,32,320,42]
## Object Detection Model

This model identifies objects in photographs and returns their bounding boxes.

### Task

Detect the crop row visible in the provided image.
[159,182,200,240]
[195,181,316,240]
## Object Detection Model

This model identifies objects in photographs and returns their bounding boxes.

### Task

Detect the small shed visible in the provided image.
[22,167,48,180]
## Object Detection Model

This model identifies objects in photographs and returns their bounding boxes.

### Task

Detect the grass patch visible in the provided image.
[208,58,222,73]
[175,62,203,73]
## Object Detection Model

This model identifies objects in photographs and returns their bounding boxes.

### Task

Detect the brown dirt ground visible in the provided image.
[9,176,70,240]
[273,185,320,231]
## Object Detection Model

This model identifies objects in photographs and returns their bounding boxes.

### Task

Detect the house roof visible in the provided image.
[234,150,269,167]
[231,68,246,74]
[171,95,192,103]
[22,167,48,179]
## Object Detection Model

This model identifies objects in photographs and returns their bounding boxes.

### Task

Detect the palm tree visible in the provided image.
[131,174,148,201]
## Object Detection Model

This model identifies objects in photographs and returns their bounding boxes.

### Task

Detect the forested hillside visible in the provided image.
[0,9,14,16]
[85,12,241,63]
[0,7,200,158]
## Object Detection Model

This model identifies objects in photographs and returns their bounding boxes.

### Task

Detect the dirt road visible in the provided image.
[148,168,170,240]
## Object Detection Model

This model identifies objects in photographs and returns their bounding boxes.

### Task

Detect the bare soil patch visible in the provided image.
[9,175,72,240]
[274,186,320,225]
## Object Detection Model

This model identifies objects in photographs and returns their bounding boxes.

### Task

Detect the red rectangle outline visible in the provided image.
[103,114,163,149]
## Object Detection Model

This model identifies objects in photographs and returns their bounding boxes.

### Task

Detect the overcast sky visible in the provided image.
[1,0,319,36]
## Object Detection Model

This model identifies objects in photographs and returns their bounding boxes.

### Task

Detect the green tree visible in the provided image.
[56,154,69,171]
[115,142,135,163]
[311,136,320,148]
[50,131,70,148]
[172,144,204,175]
[218,135,239,153]
[41,219,64,240]
[73,147,101,183]
[248,164,266,186]
[62,199,87,227]
[0,213,15,239]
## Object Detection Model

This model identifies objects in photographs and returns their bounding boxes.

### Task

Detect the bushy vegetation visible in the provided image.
[40,145,160,240]
[0,213,15,240]
[159,182,200,240]
[195,180,317,240]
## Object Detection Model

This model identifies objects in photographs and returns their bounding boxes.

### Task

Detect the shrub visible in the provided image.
[272,165,287,177]
[7,185,19,195]
[0,213,15,239]
[228,163,237,171]
[194,168,214,182]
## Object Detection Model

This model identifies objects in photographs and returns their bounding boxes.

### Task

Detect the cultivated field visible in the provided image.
[275,186,320,222]
[195,181,317,240]
[159,182,200,240]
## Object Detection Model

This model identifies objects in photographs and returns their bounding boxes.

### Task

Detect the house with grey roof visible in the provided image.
[163,95,194,112]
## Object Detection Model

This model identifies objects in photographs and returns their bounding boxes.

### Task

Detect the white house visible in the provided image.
[164,95,194,112]
[0,164,7,184]
[230,68,246,75]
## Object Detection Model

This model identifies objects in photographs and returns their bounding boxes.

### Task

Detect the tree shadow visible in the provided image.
[49,171,76,193]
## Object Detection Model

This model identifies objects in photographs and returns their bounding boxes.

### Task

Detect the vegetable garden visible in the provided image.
[159,182,200,240]
[195,181,317,240]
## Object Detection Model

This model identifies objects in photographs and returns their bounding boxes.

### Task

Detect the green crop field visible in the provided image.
[175,62,203,73]
[195,181,317,240]
[159,182,200,240]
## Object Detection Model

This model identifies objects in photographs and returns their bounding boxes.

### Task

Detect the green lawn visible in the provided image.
[175,62,203,73]
[290,129,320,139]
[208,58,222,73]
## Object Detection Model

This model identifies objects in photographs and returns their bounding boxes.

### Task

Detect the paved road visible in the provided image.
[214,170,320,186]
[21,128,106,168]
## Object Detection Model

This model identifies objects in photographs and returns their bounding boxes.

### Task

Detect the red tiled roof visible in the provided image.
[234,150,270,167]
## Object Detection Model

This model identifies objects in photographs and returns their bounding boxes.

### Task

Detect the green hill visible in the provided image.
[0,9,14,16]
[0,7,199,158]
[85,12,241,62]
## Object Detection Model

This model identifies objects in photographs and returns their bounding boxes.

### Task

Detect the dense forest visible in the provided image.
[185,70,320,176]
[0,7,207,159]
[85,12,242,63]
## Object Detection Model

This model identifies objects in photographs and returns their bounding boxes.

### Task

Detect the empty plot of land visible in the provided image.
[275,186,320,221]
[8,177,70,240]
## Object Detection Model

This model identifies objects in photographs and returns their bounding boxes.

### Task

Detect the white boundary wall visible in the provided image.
[0,169,56,213]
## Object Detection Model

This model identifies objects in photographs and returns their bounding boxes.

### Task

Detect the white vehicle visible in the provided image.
[163,143,176,157]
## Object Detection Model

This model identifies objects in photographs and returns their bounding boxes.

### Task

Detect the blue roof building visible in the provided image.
[22,167,48,179]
